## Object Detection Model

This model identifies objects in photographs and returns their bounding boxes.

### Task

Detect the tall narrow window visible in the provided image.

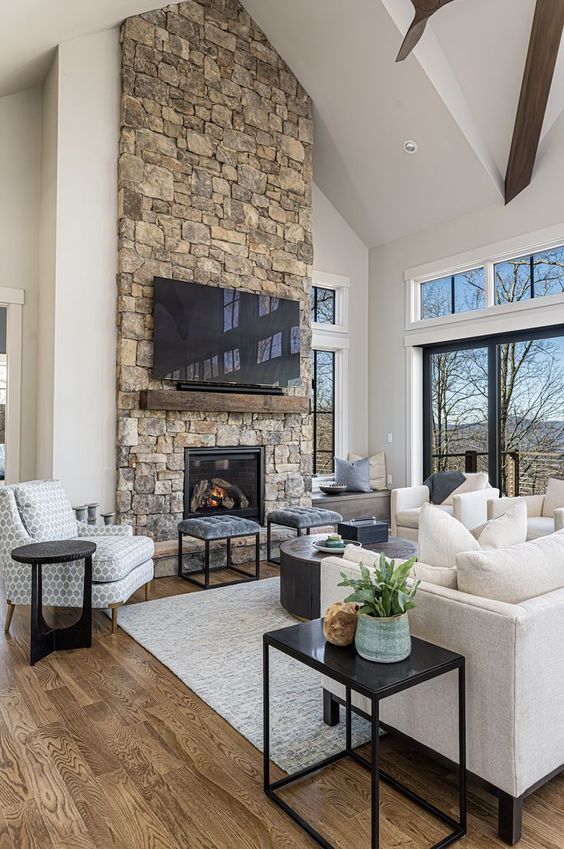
[312,349,335,474]
[311,286,336,325]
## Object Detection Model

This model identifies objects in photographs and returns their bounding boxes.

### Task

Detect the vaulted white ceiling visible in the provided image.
[2,0,564,247]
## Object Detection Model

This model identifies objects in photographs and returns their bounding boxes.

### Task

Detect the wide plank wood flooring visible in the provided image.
[0,566,563,849]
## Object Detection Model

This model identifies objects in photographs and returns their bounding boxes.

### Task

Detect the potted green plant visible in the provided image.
[338,555,419,663]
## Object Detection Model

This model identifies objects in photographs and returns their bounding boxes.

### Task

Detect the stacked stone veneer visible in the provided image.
[116,0,313,539]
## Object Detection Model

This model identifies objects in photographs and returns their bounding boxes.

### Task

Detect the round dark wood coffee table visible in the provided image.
[279,533,417,620]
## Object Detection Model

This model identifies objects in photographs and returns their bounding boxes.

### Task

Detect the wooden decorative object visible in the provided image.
[323,602,359,647]
[505,0,564,203]
[396,0,456,62]
[140,389,310,414]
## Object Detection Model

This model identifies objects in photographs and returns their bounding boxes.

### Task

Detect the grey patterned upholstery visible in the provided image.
[267,506,343,529]
[0,480,153,610]
[178,516,261,540]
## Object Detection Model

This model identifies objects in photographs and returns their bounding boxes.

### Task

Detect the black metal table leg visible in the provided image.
[178,530,183,577]
[255,532,260,577]
[371,698,380,849]
[204,540,210,589]
[458,663,467,833]
[30,564,55,666]
[266,520,272,563]
[346,686,352,753]
[263,641,270,792]
[226,537,232,571]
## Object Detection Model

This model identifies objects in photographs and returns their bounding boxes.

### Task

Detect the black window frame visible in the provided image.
[311,286,336,325]
[422,323,564,490]
[312,348,336,476]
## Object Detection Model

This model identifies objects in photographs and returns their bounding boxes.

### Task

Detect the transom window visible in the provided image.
[495,246,564,303]
[311,286,336,325]
[421,269,485,319]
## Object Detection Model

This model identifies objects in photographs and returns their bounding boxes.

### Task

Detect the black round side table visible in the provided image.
[11,540,96,666]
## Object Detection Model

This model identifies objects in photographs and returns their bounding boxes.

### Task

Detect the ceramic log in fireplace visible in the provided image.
[184,447,265,525]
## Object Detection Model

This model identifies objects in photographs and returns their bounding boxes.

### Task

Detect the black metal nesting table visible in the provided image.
[263,619,466,849]
[11,540,96,666]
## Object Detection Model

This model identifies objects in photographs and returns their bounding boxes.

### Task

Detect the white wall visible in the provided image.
[0,86,42,480]
[36,30,120,509]
[312,183,369,456]
[369,113,564,487]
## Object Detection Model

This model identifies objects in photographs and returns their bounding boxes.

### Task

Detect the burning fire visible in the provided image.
[208,485,226,507]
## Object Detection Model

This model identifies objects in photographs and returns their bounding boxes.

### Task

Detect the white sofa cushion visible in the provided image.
[396,504,452,530]
[14,480,78,541]
[442,472,489,506]
[456,530,564,603]
[411,561,458,589]
[542,477,564,518]
[348,451,386,491]
[471,500,528,549]
[526,516,556,540]
[418,503,480,567]
[81,534,155,583]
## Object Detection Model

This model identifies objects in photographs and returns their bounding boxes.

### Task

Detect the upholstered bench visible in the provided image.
[178,516,261,589]
[266,506,343,564]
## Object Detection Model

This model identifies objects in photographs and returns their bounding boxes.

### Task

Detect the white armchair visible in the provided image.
[0,480,154,635]
[488,481,564,540]
[391,473,500,540]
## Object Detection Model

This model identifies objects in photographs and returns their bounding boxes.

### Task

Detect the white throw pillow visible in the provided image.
[542,477,564,518]
[348,452,387,491]
[441,472,489,506]
[456,530,564,603]
[418,502,480,568]
[471,500,528,550]
[412,562,458,589]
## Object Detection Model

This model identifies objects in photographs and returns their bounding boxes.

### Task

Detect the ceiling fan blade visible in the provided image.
[505,0,564,204]
[396,0,456,62]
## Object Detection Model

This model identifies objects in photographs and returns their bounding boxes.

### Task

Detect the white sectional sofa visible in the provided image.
[320,536,564,844]
[391,472,500,541]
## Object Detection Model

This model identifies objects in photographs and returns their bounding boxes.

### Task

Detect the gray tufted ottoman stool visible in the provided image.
[266,506,343,564]
[178,515,261,589]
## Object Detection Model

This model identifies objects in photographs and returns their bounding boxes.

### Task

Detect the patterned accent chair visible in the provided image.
[0,480,154,635]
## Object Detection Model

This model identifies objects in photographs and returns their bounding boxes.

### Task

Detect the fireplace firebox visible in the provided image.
[184,446,265,525]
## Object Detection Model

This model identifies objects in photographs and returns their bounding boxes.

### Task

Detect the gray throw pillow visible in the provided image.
[334,457,372,493]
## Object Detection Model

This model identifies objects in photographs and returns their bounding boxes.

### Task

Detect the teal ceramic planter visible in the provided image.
[355,613,411,663]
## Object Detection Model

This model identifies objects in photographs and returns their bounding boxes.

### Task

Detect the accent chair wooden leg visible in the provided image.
[323,688,340,726]
[144,581,151,601]
[4,602,15,634]
[109,604,120,635]
[498,791,524,845]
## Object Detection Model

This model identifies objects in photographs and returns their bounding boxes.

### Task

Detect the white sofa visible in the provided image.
[488,487,564,540]
[320,540,564,844]
[0,480,154,634]
[392,473,500,540]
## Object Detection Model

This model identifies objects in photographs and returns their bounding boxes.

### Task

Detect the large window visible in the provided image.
[312,349,335,475]
[424,326,564,495]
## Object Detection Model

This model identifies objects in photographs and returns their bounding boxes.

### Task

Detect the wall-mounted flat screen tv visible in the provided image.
[153,278,301,387]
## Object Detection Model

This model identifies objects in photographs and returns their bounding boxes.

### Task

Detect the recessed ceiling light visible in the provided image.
[403,140,418,154]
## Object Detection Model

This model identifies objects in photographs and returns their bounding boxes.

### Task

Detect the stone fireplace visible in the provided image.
[115,0,314,540]
[184,446,265,524]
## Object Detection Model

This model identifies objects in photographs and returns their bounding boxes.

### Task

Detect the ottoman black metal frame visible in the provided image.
[263,619,466,849]
[178,519,261,590]
[11,539,96,666]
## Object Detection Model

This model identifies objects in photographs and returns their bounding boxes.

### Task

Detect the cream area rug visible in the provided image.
[116,577,369,773]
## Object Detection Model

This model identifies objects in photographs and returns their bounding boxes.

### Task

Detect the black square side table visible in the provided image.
[11,540,96,666]
[263,619,466,849]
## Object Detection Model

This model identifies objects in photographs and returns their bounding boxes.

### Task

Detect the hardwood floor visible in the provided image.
[1,567,563,849]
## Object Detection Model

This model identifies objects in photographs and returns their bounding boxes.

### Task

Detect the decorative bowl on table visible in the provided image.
[312,534,361,554]
[319,484,348,495]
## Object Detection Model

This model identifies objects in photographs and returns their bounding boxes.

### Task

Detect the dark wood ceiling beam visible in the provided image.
[505,0,564,204]
[396,0,456,62]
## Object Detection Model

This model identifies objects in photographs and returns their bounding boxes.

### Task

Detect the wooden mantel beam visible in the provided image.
[396,0,456,62]
[505,0,564,204]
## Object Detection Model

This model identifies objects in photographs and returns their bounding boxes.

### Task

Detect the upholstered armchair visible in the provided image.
[391,473,500,541]
[487,478,564,540]
[0,480,154,634]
